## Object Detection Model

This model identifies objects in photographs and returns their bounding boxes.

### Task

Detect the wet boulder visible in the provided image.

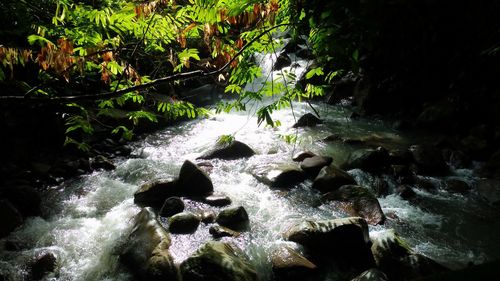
[180,241,258,281]
[177,160,214,197]
[198,209,217,224]
[292,113,323,128]
[300,156,333,178]
[371,229,448,281]
[350,268,388,281]
[273,52,292,70]
[409,145,448,175]
[31,250,57,280]
[216,206,249,231]
[312,165,357,193]
[134,179,179,209]
[119,208,178,281]
[209,225,241,238]
[323,185,386,225]
[90,155,116,170]
[252,163,306,189]
[203,195,232,207]
[271,245,317,281]
[0,200,23,238]
[197,140,255,160]
[396,185,417,200]
[477,179,500,205]
[168,212,201,234]
[292,150,316,162]
[342,147,390,173]
[1,185,41,217]
[159,197,185,217]
[444,179,470,194]
[283,217,374,270]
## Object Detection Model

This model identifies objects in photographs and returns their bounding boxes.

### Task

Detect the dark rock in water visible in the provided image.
[198,209,216,224]
[296,48,313,59]
[389,149,413,165]
[120,208,177,281]
[396,185,417,200]
[168,212,201,234]
[209,225,241,238]
[273,52,292,70]
[292,113,323,128]
[0,200,23,238]
[292,150,316,162]
[1,185,41,217]
[180,241,258,281]
[283,217,374,270]
[300,156,333,178]
[312,165,357,193]
[31,250,57,280]
[444,179,470,194]
[203,195,232,207]
[216,206,249,231]
[409,145,448,175]
[323,185,386,225]
[134,179,179,209]
[271,246,317,281]
[446,150,471,169]
[391,165,412,180]
[252,163,306,189]
[342,147,390,173]
[477,179,500,205]
[196,161,214,173]
[198,140,255,160]
[159,197,184,217]
[371,229,448,281]
[413,176,439,192]
[177,160,214,197]
[370,177,390,197]
[351,268,388,281]
[325,73,358,105]
[91,155,116,170]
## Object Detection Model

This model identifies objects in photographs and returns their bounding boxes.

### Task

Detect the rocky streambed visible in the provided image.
[1,101,500,281]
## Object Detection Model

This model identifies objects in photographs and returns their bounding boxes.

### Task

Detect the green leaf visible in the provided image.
[305,67,324,80]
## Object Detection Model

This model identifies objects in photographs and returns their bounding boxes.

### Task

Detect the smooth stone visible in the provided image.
[177,160,214,197]
[31,250,57,280]
[323,185,386,225]
[216,206,249,231]
[198,209,217,224]
[300,156,333,178]
[134,179,179,209]
[168,212,201,234]
[292,113,323,128]
[444,179,470,194]
[203,195,232,207]
[409,145,448,175]
[209,225,241,238]
[271,246,317,281]
[159,197,184,217]
[292,151,316,162]
[396,185,417,200]
[342,147,390,173]
[197,140,255,160]
[312,165,357,193]
[252,163,306,189]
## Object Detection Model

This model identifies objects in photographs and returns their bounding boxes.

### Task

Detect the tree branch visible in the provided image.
[0,23,290,103]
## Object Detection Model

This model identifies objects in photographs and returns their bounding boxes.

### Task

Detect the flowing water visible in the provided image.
[1,51,500,281]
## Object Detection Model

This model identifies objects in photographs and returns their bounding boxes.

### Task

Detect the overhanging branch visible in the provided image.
[0,23,290,103]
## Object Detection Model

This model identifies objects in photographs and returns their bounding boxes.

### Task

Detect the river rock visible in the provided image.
[31,250,57,280]
[371,229,447,281]
[203,195,232,207]
[292,113,323,128]
[350,268,388,281]
[177,160,214,197]
[216,206,249,231]
[197,140,255,160]
[134,179,179,208]
[168,212,201,234]
[0,200,23,238]
[90,155,116,170]
[1,185,41,217]
[120,208,177,281]
[159,197,184,217]
[271,246,317,281]
[292,150,316,162]
[444,179,470,194]
[198,209,217,224]
[180,241,258,281]
[396,185,417,200]
[300,156,333,178]
[477,179,500,205]
[252,163,306,188]
[342,147,390,173]
[409,145,448,175]
[312,165,357,194]
[388,149,413,165]
[323,185,386,225]
[273,52,292,70]
[283,217,374,270]
[209,225,241,238]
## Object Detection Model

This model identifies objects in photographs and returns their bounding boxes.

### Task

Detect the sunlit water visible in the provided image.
[2,54,500,281]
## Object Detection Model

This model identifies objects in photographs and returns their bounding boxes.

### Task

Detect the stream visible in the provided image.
[1,50,500,281]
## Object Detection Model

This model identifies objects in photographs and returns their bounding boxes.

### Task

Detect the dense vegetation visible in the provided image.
[1,0,498,155]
